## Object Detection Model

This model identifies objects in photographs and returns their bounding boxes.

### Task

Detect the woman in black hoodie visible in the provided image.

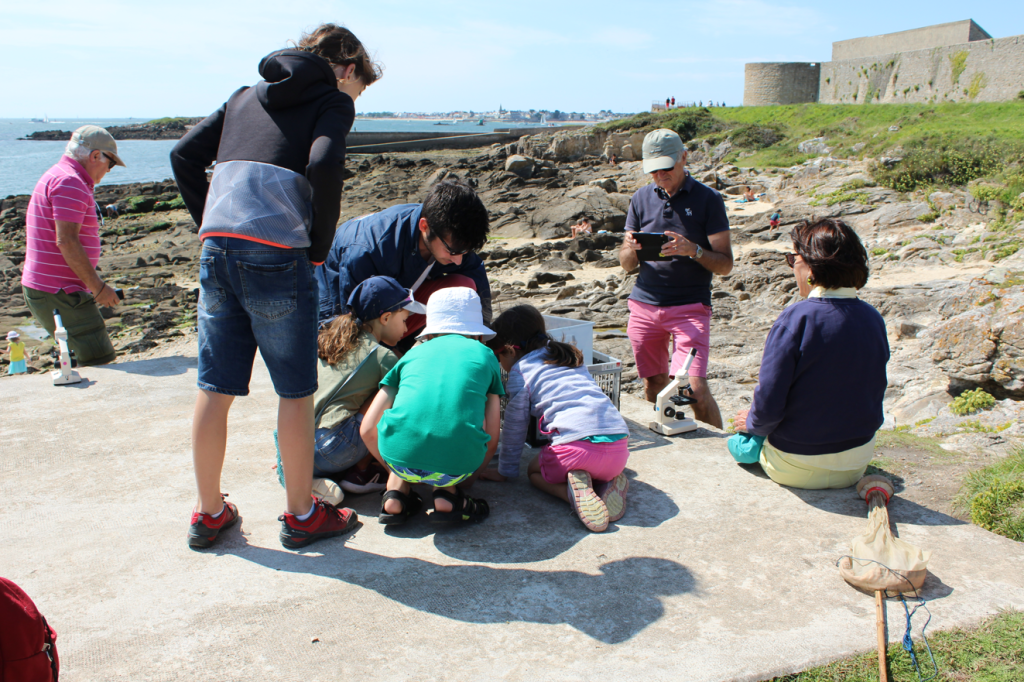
[171,24,382,551]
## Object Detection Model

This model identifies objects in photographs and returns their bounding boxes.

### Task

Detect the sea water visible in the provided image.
[0,117,533,198]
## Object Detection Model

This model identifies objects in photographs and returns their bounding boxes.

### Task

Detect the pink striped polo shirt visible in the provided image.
[21,156,101,294]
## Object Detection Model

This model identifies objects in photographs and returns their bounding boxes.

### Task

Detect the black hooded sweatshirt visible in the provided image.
[170,49,354,264]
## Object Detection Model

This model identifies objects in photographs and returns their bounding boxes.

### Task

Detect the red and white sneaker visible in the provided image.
[279,497,360,550]
[187,494,241,549]
[567,470,609,532]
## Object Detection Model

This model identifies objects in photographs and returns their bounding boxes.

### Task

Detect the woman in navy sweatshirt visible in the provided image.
[732,218,889,489]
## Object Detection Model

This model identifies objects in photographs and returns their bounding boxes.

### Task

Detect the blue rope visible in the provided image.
[836,556,939,682]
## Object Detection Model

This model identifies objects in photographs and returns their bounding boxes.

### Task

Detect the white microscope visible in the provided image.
[648,347,699,436]
[51,309,82,386]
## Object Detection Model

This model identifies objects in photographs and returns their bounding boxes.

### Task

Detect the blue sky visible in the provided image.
[2,1,1020,118]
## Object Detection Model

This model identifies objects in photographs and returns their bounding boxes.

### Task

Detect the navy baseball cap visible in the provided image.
[347,276,426,321]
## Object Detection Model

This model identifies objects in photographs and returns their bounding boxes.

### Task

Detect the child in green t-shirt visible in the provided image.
[361,287,504,525]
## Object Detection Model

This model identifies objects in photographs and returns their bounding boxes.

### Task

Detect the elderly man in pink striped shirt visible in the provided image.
[21,125,125,366]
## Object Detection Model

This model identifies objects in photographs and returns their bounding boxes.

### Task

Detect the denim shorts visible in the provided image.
[314,414,369,476]
[274,415,368,486]
[197,236,319,398]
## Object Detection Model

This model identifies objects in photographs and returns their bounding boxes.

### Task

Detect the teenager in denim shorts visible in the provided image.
[171,24,381,550]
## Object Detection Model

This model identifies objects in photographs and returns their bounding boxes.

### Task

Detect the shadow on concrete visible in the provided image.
[625,419,728,454]
[355,468,680,564]
[225,538,698,644]
[103,356,196,376]
[58,377,97,389]
[785,487,967,527]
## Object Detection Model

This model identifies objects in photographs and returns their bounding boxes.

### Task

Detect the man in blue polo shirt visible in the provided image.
[316,179,492,337]
[619,129,733,429]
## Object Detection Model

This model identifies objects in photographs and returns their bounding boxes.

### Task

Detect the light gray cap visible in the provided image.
[70,125,126,167]
[642,128,685,174]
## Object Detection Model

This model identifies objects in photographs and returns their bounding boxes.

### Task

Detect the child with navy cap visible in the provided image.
[277,276,426,505]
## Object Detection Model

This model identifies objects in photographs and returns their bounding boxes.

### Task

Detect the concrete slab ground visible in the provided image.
[2,355,1023,682]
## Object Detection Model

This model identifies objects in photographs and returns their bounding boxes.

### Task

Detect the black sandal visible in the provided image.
[430,488,490,524]
[378,490,423,525]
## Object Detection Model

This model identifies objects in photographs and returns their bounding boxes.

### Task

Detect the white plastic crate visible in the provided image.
[543,315,594,365]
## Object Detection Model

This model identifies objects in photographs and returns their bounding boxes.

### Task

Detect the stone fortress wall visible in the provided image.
[743,20,1024,106]
[743,63,820,106]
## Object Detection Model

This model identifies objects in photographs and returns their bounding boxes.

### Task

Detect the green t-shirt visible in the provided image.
[378,334,505,475]
[314,331,398,430]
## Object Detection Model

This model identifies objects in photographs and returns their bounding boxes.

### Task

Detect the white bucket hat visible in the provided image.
[6,330,20,340]
[417,287,495,340]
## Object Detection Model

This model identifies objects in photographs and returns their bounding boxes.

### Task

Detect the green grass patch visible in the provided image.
[876,430,950,457]
[954,445,1024,541]
[597,102,1024,175]
[950,388,996,416]
[771,609,1024,681]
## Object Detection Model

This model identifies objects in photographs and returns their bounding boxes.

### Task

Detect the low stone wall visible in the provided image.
[819,34,1024,104]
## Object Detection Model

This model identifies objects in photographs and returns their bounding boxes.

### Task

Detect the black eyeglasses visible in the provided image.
[430,230,471,257]
[100,152,116,171]
[784,253,798,268]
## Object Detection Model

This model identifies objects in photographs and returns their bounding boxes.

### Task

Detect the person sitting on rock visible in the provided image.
[728,218,889,489]
[619,129,733,429]
[743,186,756,202]
[315,178,492,348]
[570,217,593,239]
[482,305,631,533]
[769,210,781,231]
[275,276,424,506]
[360,287,503,525]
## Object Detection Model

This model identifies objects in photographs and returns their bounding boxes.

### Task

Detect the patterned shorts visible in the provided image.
[382,460,472,487]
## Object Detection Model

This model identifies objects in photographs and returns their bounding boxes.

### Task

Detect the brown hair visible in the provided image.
[487,305,583,368]
[297,23,383,85]
[318,314,363,365]
[791,217,870,289]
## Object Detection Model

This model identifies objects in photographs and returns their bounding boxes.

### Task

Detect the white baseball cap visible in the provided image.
[417,287,495,340]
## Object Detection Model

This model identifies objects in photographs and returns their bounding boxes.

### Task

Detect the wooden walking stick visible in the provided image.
[859,475,895,682]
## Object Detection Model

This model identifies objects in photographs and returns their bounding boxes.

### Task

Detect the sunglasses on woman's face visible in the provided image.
[784,253,798,268]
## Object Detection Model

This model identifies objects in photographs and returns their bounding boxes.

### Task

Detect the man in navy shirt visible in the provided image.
[619,129,733,428]
[316,179,492,337]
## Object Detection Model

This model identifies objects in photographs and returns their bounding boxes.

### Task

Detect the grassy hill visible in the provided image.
[597,103,1024,195]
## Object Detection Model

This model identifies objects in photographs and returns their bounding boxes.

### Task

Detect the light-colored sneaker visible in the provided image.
[597,473,629,523]
[311,477,345,506]
[566,470,609,532]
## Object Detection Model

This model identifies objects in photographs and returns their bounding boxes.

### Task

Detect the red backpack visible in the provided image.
[0,577,59,681]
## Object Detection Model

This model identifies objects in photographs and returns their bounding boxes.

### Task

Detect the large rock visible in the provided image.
[797,137,830,155]
[504,155,535,180]
[922,282,1024,398]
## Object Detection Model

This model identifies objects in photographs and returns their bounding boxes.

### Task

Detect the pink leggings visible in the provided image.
[539,439,630,485]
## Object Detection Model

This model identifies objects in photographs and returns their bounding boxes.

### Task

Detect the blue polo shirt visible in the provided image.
[625,174,729,307]
[314,203,491,322]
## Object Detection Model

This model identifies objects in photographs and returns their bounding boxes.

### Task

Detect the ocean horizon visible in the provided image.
[0,117,544,197]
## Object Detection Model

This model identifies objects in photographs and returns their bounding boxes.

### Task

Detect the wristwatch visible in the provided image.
[693,245,704,260]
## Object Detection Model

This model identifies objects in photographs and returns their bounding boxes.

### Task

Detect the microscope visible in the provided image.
[648,348,699,436]
[51,309,82,386]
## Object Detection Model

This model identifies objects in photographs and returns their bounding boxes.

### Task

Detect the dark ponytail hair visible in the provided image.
[487,305,583,368]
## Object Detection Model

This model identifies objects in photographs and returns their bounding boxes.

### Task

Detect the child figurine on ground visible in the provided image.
[4,331,29,375]
[361,287,503,525]
[483,305,631,532]
[276,277,424,505]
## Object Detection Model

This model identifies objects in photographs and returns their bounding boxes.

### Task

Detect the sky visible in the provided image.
[2,0,1021,118]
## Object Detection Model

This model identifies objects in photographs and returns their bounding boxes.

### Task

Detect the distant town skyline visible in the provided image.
[2,1,1021,118]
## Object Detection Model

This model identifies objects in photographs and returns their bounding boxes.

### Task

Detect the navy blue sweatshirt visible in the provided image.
[746,295,889,455]
[170,49,354,264]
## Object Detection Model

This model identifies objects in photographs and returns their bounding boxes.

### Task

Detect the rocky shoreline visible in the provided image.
[19,118,202,141]
[2,129,1021,474]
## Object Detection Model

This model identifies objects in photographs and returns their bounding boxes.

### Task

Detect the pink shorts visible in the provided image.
[539,439,630,485]
[627,299,711,379]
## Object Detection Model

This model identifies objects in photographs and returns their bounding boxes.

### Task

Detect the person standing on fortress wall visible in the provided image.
[21,125,123,366]
[671,96,675,107]
[170,23,381,550]
[315,178,492,347]
[619,129,733,429]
